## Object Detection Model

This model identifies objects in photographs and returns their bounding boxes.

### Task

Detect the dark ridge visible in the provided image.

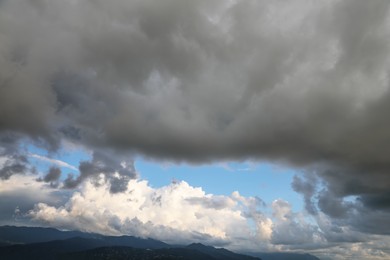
[246,252,321,260]
[0,226,168,249]
[186,243,259,259]
[0,226,319,260]
[59,246,219,260]
[0,226,97,245]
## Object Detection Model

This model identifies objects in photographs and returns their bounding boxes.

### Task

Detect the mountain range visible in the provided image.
[0,226,320,260]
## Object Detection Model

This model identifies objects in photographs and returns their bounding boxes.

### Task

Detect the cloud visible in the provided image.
[291,174,318,215]
[0,0,389,163]
[0,174,385,258]
[0,0,388,163]
[1,0,390,257]
[292,171,390,237]
[24,177,390,259]
[271,199,324,246]
[0,174,69,225]
[186,196,236,210]
[0,154,29,180]
[28,153,78,171]
[37,166,61,188]
[63,150,137,193]
[29,177,265,249]
[0,0,389,200]
[0,142,36,182]
[43,167,61,183]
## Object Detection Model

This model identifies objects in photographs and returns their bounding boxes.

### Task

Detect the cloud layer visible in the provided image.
[0,0,389,162]
[24,176,390,260]
[1,0,390,258]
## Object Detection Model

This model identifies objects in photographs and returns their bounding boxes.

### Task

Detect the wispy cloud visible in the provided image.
[28,153,78,171]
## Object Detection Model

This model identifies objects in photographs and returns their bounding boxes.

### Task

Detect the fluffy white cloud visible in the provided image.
[28,175,272,250]
[0,172,388,259]
[1,154,390,259]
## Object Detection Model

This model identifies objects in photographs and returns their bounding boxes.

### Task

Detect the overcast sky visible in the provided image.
[1,0,390,259]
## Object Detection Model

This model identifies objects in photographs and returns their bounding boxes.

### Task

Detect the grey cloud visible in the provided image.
[271,225,318,246]
[292,174,318,215]
[348,207,390,235]
[0,180,71,226]
[186,196,233,210]
[62,174,78,190]
[359,193,390,210]
[318,165,390,212]
[318,199,390,237]
[63,150,136,193]
[1,0,390,237]
[0,133,21,155]
[0,193,38,226]
[317,189,352,219]
[0,155,29,180]
[0,0,388,165]
[109,175,131,194]
[315,215,367,244]
[43,167,61,182]
[271,200,322,246]
[118,217,230,247]
[0,133,37,180]
[293,168,390,236]
[37,167,61,188]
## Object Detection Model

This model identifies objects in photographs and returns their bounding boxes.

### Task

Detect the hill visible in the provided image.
[0,226,321,260]
[247,252,320,260]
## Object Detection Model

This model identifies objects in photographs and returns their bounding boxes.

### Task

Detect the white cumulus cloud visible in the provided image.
[28,175,272,250]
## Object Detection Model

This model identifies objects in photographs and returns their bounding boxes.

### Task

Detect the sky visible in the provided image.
[0,0,390,259]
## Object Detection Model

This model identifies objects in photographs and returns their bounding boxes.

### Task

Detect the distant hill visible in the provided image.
[0,237,106,259]
[0,226,96,245]
[186,243,258,259]
[0,226,168,249]
[0,237,261,260]
[0,226,321,260]
[247,252,320,260]
[60,246,220,260]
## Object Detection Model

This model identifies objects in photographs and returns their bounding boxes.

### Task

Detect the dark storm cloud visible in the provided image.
[1,0,390,235]
[359,193,390,210]
[0,0,388,163]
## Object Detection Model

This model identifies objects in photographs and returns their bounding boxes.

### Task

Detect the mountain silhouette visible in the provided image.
[186,243,258,259]
[0,226,320,260]
[247,252,320,260]
[0,226,167,248]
